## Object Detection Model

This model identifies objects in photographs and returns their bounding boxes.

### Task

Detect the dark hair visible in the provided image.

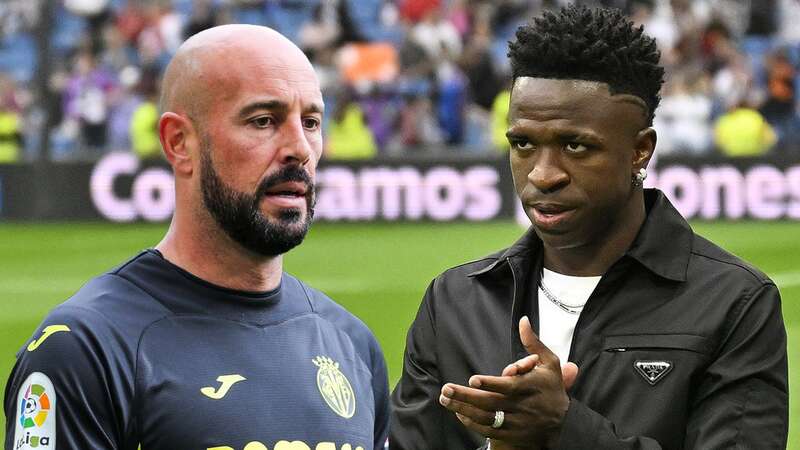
[508,4,664,125]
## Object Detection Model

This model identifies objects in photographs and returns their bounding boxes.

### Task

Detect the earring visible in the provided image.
[632,168,647,187]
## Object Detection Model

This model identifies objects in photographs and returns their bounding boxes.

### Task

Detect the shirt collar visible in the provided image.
[469,189,692,282]
[625,188,692,282]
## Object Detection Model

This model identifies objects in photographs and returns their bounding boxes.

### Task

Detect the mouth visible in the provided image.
[264,181,308,198]
[529,202,576,229]
[261,181,309,208]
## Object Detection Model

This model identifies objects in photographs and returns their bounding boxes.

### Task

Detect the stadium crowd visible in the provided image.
[1,0,799,162]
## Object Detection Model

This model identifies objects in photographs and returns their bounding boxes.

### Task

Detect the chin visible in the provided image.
[533,227,586,250]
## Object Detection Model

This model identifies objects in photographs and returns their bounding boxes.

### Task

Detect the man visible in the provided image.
[390,5,788,450]
[5,25,389,450]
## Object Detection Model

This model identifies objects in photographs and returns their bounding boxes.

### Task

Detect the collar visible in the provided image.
[467,227,541,277]
[625,189,692,282]
[468,189,692,282]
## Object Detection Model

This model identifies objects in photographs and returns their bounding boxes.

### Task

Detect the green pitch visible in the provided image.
[1,221,798,447]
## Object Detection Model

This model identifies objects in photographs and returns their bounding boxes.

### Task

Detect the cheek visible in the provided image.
[509,154,530,194]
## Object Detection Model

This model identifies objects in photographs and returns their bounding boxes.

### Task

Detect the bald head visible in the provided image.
[160,25,318,123]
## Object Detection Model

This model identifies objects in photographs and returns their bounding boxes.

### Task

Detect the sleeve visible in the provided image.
[682,282,788,448]
[390,280,452,450]
[555,282,789,450]
[3,307,136,450]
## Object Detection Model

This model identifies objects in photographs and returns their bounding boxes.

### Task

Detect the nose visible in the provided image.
[276,117,313,166]
[528,148,569,194]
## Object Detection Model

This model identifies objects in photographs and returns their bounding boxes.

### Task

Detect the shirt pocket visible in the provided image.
[603,333,711,355]
[587,334,712,445]
[601,333,710,388]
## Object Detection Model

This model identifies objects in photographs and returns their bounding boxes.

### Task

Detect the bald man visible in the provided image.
[4,25,390,450]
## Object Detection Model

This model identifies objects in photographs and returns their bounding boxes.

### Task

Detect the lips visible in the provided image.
[529,202,576,230]
[263,181,308,197]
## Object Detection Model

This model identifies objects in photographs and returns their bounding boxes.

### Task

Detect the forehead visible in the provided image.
[509,77,644,129]
[208,45,323,109]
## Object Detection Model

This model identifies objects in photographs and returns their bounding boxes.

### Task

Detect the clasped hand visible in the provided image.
[439,316,579,450]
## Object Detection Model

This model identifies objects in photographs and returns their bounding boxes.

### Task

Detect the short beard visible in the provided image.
[199,146,315,257]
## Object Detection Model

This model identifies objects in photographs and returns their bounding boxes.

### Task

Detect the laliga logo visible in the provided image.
[90,152,174,222]
[16,383,52,448]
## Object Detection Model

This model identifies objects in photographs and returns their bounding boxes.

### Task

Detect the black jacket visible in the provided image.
[390,189,788,449]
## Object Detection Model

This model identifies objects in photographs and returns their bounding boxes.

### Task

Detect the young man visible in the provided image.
[390,6,788,450]
[5,25,389,450]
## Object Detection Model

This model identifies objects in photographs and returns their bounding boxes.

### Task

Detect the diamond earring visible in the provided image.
[632,168,647,187]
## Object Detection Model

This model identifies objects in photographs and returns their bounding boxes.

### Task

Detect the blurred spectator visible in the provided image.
[108,66,143,152]
[184,0,219,39]
[0,0,40,37]
[409,5,461,63]
[491,89,510,152]
[400,0,440,23]
[391,95,444,153]
[3,0,800,161]
[137,0,182,68]
[759,49,800,151]
[63,50,117,156]
[714,103,777,157]
[0,74,23,162]
[115,0,148,44]
[129,93,160,159]
[327,91,378,159]
[654,71,713,156]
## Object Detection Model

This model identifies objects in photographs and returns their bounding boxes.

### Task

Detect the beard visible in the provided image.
[199,146,315,257]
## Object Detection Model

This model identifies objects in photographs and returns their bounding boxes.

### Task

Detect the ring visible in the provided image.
[492,410,505,429]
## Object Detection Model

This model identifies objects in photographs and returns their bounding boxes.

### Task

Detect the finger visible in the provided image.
[519,316,558,366]
[468,374,526,396]
[501,354,540,377]
[439,395,496,427]
[562,362,579,391]
[454,412,515,442]
[442,383,511,411]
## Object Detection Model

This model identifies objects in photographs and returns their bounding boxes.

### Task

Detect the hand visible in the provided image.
[501,355,579,391]
[439,316,575,449]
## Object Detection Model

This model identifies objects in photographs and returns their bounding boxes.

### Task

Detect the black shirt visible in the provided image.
[390,189,788,449]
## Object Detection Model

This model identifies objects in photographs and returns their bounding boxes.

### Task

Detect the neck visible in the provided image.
[156,214,283,293]
[543,192,646,276]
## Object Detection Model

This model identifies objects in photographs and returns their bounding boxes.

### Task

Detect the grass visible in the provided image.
[1,221,798,447]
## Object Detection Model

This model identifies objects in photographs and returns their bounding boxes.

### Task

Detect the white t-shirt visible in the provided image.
[538,268,601,364]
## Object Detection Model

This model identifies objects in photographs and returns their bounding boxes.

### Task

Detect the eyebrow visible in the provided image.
[238,100,324,119]
[505,128,602,142]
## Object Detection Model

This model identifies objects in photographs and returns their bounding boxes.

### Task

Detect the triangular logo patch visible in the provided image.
[634,360,672,385]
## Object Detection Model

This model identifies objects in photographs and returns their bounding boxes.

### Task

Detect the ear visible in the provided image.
[159,112,196,177]
[632,127,657,171]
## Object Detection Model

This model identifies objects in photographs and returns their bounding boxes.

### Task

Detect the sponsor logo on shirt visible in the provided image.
[27,325,70,352]
[201,374,246,400]
[14,372,56,449]
[313,356,355,419]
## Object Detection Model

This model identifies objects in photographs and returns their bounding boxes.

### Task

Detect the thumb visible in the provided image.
[519,316,551,359]
[561,362,579,390]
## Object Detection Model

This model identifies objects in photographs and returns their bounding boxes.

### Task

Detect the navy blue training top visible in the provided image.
[4,250,390,450]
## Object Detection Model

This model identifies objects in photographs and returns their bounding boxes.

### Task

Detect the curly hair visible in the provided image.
[508,4,665,125]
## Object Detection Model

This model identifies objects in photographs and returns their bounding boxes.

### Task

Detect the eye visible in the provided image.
[509,138,535,152]
[565,142,589,154]
[302,117,321,131]
[250,116,274,128]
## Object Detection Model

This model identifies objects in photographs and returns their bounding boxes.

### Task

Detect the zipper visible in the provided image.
[506,257,519,361]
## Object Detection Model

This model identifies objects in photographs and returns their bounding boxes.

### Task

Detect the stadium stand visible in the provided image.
[2,0,800,162]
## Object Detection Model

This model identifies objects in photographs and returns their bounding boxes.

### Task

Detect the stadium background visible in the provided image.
[0,0,798,447]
